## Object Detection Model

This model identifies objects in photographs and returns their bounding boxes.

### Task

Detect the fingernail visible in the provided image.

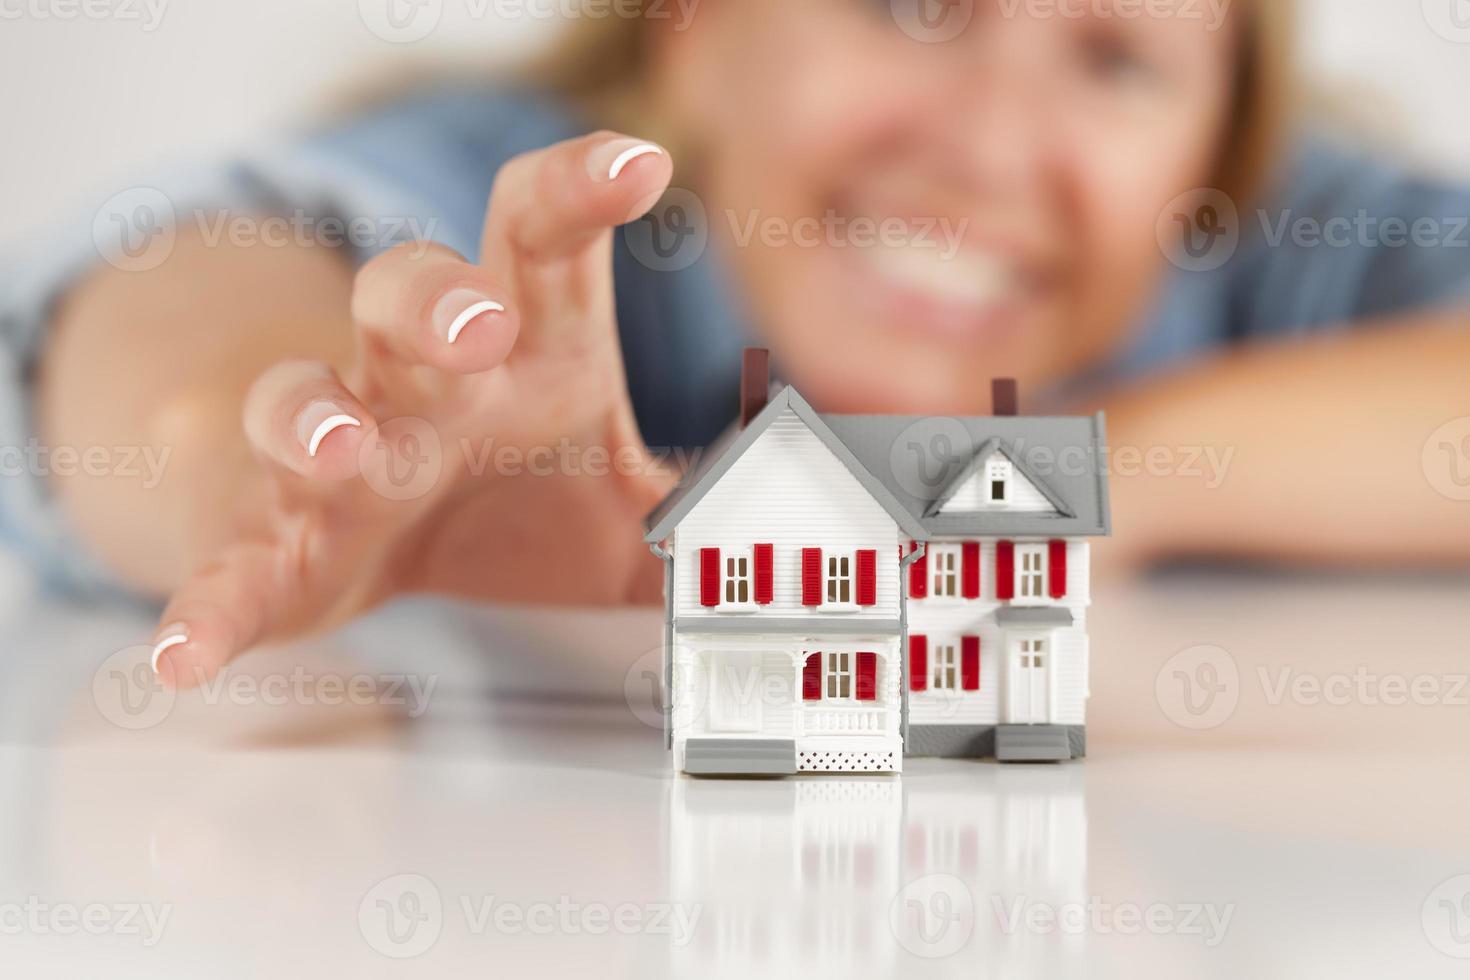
[151,624,188,674]
[297,402,361,458]
[590,139,663,182]
[433,288,506,345]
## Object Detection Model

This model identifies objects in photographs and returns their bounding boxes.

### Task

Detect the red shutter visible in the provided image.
[803,653,822,700]
[801,548,823,606]
[856,652,877,701]
[961,636,981,691]
[909,541,927,598]
[1049,539,1068,599]
[700,548,721,607]
[995,540,1015,600]
[856,549,877,606]
[909,635,928,692]
[754,543,774,605]
[961,541,981,599]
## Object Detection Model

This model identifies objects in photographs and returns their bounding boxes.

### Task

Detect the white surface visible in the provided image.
[3,2,1470,239]
[0,572,1467,977]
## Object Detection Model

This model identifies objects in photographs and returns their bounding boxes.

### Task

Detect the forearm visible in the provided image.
[36,228,357,594]
[1101,308,1470,568]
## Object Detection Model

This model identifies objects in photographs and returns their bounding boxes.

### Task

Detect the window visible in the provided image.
[1019,638,1047,668]
[986,457,1012,503]
[929,545,959,598]
[825,651,853,699]
[723,551,752,605]
[826,553,853,605]
[931,642,959,691]
[1017,544,1047,601]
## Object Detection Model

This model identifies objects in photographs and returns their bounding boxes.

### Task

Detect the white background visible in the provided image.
[0,0,1468,236]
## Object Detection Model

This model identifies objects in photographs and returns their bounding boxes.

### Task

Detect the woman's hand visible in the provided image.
[148,132,678,689]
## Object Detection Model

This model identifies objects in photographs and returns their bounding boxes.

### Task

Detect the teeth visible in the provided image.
[864,239,1014,309]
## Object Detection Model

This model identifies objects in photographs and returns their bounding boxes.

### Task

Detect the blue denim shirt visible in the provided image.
[3,84,1468,593]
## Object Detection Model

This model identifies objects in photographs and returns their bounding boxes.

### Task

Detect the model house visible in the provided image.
[645,350,1110,775]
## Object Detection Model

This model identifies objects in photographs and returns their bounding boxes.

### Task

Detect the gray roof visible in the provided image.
[821,412,1111,538]
[644,385,1111,543]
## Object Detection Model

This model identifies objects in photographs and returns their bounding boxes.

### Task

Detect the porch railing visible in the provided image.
[800,705,897,736]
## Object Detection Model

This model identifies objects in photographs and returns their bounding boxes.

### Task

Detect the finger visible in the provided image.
[481,131,673,273]
[351,242,520,375]
[243,360,375,482]
[150,541,287,690]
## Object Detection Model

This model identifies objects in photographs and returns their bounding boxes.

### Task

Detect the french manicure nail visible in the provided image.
[434,288,505,344]
[297,401,361,458]
[151,624,188,674]
[591,139,663,182]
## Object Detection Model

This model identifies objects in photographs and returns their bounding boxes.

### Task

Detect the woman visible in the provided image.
[11,0,1469,687]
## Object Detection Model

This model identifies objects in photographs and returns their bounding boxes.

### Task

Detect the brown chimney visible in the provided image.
[992,378,1019,417]
[741,348,771,427]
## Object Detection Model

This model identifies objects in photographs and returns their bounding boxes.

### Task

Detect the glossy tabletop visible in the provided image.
[0,566,1467,978]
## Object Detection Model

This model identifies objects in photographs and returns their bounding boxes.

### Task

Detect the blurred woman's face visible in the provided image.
[657,0,1240,412]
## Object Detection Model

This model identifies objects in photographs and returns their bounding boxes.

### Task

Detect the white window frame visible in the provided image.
[1015,543,1048,605]
[928,544,961,600]
[986,457,1013,504]
[825,552,857,609]
[824,651,854,700]
[930,639,960,692]
[722,548,755,610]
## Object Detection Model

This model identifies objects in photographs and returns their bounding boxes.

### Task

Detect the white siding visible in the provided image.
[672,409,902,620]
[907,538,1091,727]
[672,636,902,740]
[938,452,1057,514]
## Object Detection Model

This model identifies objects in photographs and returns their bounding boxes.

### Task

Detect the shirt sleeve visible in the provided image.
[0,85,582,595]
[1095,134,1470,387]
[1231,134,1470,334]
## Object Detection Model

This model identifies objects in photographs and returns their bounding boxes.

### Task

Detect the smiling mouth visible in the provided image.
[842,230,1044,343]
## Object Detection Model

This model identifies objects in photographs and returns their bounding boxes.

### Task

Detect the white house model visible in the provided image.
[645,350,1111,775]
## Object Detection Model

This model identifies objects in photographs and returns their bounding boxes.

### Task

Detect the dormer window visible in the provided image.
[987,457,1012,504]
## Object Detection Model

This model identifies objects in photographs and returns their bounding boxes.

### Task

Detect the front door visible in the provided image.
[710,651,764,733]
[1006,637,1051,724]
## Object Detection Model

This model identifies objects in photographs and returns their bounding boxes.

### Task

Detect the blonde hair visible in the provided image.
[530,0,1297,206]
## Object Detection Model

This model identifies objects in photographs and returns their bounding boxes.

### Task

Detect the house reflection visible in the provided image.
[666,765,1087,976]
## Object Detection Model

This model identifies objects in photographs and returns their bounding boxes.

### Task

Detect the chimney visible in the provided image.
[740,348,771,427]
[992,378,1019,417]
